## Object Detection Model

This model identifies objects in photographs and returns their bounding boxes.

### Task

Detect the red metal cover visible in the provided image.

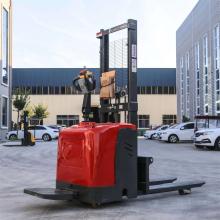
[56,122,136,187]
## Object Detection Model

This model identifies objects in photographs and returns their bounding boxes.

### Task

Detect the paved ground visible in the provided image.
[0,139,220,220]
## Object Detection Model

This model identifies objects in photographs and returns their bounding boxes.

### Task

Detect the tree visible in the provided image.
[182,115,190,122]
[33,104,49,125]
[13,89,30,135]
[22,105,34,118]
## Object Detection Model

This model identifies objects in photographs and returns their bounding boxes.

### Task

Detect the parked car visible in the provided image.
[195,115,220,132]
[48,125,65,131]
[157,124,178,139]
[194,128,220,150]
[159,122,195,143]
[6,125,59,141]
[144,125,170,139]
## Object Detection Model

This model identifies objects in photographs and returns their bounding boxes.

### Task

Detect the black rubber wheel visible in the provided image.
[214,137,220,151]
[91,202,101,208]
[178,189,191,195]
[168,134,179,143]
[9,134,17,141]
[42,134,52,142]
[150,134,154,139]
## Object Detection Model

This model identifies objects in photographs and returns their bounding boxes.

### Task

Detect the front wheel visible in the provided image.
[214,137,220,151]
[150,134,154,139]
[9,134,17,141]
[168,134,179,143]
[42,134,52,142]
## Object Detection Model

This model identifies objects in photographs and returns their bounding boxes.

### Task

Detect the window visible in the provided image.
[14,85,177,95]
[158,86,162,94]
[214,25,220,113]
[138,115,150,128]
[180,57,184,116]
[28,126,46,130]
[35,126,46,130]
[164,86,169,94]
[195,42,200,71]
[32,87,37,95]
[203,36,208,67]
[43,87,48,94]
[2,8,9,85]
[141,87,145,94]
[195,42,200,115]
[205,105,208,114]
[57,115,79,127]
[161,126,169,130]
[49,86,54,94]
[169,87,175,94]
[26,87,31,93]
[136,86,176,95]
[28,126,35,130]
[214,25,220,70]
[185,52,190,117]
[152,86,157,94]
[183,123,194,130]
[217,103,220,112]
[2,97,8,127]
[61,86,65,94]
[203,35,209,114]
[37,86,42,94]
[146,86,151,94]
[66,86,72,94]
[29,118,43,126]
[162,115,177,125]
[72,86,78,94]
[12,87,17,94]
[55,86,59,94]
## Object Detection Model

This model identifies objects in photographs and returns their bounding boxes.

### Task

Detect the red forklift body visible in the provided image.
[57,122,136,188]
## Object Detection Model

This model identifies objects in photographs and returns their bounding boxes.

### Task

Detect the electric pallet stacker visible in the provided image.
[22,111,35,146]
[24,19,205,207]
[4,111,35,147]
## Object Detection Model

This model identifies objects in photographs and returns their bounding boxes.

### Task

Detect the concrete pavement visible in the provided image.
[0,139,220,220]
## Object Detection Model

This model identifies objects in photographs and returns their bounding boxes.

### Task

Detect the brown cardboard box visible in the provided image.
[100,70,115,99]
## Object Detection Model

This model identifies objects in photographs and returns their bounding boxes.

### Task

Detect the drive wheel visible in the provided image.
[214,137,220,151]
[91,202,101,208]
[178,189,191,195]
[150,134,154,139]
[168,134,178,143]
[9,134,17,141]
[42,134,51,142]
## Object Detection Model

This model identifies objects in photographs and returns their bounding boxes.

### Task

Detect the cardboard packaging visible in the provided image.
[100,70,116,99]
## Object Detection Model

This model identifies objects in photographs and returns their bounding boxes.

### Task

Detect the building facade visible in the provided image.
[0,0,12,140]
[12,68,177,129]
[177,0,220,122]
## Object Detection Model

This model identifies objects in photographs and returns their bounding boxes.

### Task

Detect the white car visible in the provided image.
[6,125,59,141]
[144,125,170,139]
[157,124,178,139]
[48,125,66,131]
[160,122,195,143]
[194,128,220,150]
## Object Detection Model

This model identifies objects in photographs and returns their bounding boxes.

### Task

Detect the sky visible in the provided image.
[12,0,198,68]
